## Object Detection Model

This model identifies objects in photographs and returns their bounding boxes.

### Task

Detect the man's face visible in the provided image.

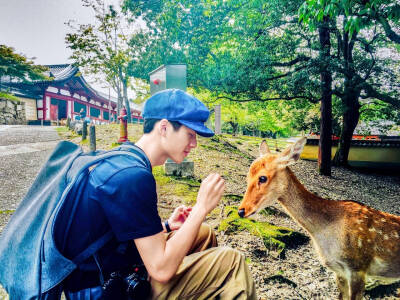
[163,122,197,163]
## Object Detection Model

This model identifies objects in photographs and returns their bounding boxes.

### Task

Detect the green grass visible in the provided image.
[55,126,80,140]
[153,166,199,205]
[110,142,121,148]
[55,127,69,134]
[218,206,308,256]
[153,166,171,185]
[0,209,15,215]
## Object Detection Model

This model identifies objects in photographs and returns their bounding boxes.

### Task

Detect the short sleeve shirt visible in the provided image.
[54,145,163,291]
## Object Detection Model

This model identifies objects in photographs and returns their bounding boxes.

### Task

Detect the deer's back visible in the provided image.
[315,200,400,280]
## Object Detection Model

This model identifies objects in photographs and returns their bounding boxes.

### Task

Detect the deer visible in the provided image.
[238,137,400,300]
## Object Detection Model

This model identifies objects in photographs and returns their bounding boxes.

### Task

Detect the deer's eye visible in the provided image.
[259,176,268,183]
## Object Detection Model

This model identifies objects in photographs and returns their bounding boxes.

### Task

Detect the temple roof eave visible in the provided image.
[2,64,142,113]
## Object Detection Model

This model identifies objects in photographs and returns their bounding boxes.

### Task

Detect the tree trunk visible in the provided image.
[116,80,122,120]
[120,69,132,123]
[332,29,361,167]
[122,77,132,123]
[229,121,238,136]
[333,93,360,166]
[318,17,332,176]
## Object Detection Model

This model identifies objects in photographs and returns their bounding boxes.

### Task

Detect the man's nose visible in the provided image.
[238,208,245,218]
[191,136,197,148]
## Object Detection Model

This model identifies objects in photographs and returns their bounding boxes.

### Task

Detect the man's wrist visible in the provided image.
[164,220,172,233]
[192,204,208,219]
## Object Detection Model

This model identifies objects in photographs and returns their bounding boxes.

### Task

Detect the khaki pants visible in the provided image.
[151,224,257,300]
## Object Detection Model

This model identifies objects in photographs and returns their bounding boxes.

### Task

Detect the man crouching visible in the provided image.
[59,89,256,300]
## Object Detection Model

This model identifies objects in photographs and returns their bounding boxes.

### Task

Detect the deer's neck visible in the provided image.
[277,168,336,235]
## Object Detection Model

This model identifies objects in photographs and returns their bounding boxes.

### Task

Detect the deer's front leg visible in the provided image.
[336,274,349,300]
[349,271,365,300]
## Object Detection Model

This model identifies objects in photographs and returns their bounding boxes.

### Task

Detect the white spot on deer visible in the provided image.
[393,232,399,239]
[359,227,364,231]
[383,235,389,240]
[358,238,363,248]
[377,229,383,234]
[381,218,386,223]
[369,227,376,232]
[367,239,371,243]
[356,219,363,224]
[369,257,388,274]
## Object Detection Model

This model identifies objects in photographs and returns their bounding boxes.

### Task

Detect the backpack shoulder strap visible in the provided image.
[71,231,114,265]
[112,142,151,170]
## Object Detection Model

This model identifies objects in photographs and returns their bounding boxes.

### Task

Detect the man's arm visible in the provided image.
[134,173,224,283]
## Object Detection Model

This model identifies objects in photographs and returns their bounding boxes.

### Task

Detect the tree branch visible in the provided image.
[216,95,315,102]
[361,82,400,109]
[269,55,310,67]
[378,17,400,44]
[257,63,310,82]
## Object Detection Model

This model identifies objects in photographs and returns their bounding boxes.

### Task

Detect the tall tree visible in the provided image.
[318,16,333,175]
[66,0,147,122]
[300,0,400,166]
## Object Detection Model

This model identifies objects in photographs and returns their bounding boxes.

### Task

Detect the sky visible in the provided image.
[0,0,123,94]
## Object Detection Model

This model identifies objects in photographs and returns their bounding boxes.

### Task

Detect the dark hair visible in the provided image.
[143,119,182,134]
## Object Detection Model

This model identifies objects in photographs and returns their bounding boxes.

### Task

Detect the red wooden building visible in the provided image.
[3,64,142,123]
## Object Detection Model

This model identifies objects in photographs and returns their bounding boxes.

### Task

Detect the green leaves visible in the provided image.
[0,45,48,82]
[66,0,153,116]
[122,0,399,137]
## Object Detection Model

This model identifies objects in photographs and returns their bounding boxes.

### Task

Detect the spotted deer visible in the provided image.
[238,137,400,300]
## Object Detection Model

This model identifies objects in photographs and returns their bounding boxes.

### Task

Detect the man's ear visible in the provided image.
[158,119,169,136]
[259,140,270,157]
[277,137,307,167]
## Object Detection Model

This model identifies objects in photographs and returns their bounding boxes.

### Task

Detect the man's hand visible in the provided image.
[135,174,224,284]
[168,205,192,231]
[194,173,225,216]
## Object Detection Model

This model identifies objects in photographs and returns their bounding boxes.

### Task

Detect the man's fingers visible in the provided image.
[207,173,222,185]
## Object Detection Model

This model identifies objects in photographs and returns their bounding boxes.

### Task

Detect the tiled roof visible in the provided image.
[1,64,141,112]
[45,64,78,82]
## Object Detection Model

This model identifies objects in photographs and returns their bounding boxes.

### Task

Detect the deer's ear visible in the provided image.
[259,140,270,157]
[277,137,306,167]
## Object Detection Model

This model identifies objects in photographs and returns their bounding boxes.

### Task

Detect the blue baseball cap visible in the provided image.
[142,89,214,137]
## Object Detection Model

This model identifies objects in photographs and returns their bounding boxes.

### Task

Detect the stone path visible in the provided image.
[0,125,60,225]
[0,125,60,299]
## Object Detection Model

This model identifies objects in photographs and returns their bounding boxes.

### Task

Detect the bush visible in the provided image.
[0,92,19,101]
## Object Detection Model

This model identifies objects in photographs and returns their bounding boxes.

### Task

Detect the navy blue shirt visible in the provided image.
[54,145,163,291]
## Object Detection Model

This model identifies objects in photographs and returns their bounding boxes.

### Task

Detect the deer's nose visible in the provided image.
[238,208,245,218]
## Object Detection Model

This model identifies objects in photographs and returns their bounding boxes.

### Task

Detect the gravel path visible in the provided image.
[0,125,60,299]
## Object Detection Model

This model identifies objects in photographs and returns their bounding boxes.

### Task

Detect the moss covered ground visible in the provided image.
[219,206,308,257]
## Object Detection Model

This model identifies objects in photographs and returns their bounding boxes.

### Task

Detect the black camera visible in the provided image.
[102,266,151,300]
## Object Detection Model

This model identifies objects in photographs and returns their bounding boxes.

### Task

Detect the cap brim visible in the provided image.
[179,120,215,137]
